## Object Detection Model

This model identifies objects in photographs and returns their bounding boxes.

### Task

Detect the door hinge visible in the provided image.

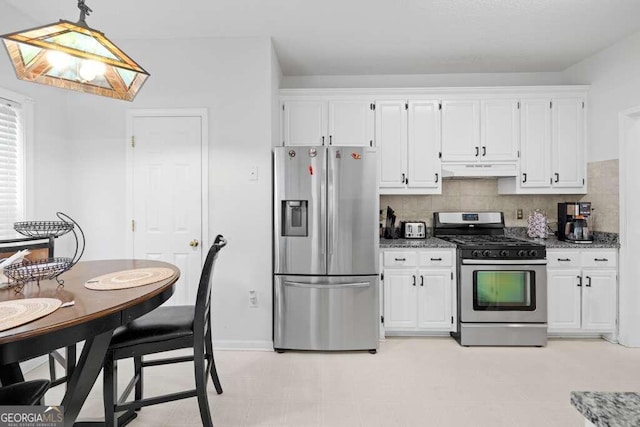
[451,272,454,280]
[131,136,135,148]
[381,315,385,324]
[131,219,135,232]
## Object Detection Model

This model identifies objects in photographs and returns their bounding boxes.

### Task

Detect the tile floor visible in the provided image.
[27,337,640,427]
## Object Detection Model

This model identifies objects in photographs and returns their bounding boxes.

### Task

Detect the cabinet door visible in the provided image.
[441,100,480,162]
[407,100,441,189]
[383,269,418,329]
[551,98,585,188]
[283,100,327,146]
[376,101,407,188]
[547,269,582,331]
[416,269,453,330]
[481,99,519,162]
[328,100,375,147]
[520,99,552,188]
[582,270,617,332]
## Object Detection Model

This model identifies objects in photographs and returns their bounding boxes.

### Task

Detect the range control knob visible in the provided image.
[482,250,491,257]
[528,250,538,257]
[471,250,481,257]
[517,250,527,257]
[499,250,509,257]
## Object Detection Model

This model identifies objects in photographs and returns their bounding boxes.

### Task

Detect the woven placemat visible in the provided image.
[85,268,175,291]
[0,298,62,332]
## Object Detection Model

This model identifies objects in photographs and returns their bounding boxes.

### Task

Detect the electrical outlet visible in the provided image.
[517,209,523,220]
[249,289,258,308]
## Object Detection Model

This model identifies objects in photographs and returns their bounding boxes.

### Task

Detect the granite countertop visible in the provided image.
[505,228,620,249]
[379,237,456,249]
[571,391,640,427]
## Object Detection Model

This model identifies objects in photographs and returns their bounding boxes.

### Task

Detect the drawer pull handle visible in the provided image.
[585,276,592,287]
[430,257,443,261]
[577,275,582,287]
[395,258,406,261]
[412,275,416,286]
[420,275,424,286]
[557,258,571,262]
[594,258,609,262]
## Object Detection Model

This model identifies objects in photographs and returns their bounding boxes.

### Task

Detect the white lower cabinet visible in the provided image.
[547,249,617,334]
[382,249,456,333]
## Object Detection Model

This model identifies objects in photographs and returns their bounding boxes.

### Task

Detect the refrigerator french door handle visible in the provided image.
[283,281,370,289]
[327,150,338,259]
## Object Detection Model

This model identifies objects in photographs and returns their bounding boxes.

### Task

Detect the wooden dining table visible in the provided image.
[0,259,179,427]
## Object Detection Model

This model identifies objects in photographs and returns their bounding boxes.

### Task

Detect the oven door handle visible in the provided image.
[461,259,548,265]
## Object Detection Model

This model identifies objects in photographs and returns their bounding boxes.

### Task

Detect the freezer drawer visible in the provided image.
[274,275,379,351]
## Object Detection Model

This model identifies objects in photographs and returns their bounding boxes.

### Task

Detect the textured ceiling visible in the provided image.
[4,0,640,76]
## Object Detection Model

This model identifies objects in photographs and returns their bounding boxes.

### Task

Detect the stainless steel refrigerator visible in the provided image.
[273,146,379,352]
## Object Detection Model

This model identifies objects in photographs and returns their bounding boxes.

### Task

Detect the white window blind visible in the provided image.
[0,97,24,239]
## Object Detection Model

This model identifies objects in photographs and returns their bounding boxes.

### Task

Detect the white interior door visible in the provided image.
[131,115,204,305]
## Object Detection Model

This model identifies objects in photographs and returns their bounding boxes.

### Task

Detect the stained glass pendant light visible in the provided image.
[0,0,149,101]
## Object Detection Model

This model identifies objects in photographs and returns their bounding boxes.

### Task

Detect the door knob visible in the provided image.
[189,239,199,247]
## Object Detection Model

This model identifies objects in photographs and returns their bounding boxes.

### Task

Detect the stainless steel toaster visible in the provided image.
[400,221,426,239]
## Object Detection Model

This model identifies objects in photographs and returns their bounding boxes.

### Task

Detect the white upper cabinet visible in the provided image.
[519,99,552,188]
[498,95,587,195]
[282,99,374,147]
[552,98,585,188]
[282,100,327,146]
[407,100,441,189]
[376,101,407,188]
[376,100,442,194]
[441,100,480,162]
[328,100,375,147]
[480,99,519,162]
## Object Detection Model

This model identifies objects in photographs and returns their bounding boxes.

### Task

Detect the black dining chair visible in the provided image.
[102,235,227,427]
[0,237,76,389]
[0,379,50,405]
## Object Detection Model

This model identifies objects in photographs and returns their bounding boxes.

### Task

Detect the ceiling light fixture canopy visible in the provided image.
[1,0,149,101]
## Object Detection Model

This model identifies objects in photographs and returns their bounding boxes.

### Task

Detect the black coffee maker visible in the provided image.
[557,202,593,243]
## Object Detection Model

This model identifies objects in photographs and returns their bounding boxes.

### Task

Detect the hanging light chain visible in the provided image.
[77,0,93,27]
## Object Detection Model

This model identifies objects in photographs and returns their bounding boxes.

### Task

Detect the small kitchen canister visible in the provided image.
[527,209,549,238]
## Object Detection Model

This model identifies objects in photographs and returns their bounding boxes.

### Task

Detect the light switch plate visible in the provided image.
[249,166,258,181]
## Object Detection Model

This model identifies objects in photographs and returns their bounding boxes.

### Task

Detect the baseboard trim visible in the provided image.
[213,340,273,351]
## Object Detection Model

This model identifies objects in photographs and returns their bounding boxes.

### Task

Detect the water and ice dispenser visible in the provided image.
[282,200,308,236]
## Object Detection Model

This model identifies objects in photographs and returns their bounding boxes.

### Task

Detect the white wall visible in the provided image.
[271,41,283,146]
[563,30,640,162]
[282,71,568,89]
[60,36,275,348]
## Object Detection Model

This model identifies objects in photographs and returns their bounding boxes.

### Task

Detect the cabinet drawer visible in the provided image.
[581,251,617,268]
[547,251,580,267]
[383,251,417,268]
[418,251,453,267]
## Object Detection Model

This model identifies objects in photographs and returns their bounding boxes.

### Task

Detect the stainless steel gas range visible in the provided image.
[434,212,548,347]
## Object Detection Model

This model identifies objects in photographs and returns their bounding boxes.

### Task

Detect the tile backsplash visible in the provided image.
[380,159,619,233]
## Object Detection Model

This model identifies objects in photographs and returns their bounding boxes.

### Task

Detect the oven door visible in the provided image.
[459,259,547,323]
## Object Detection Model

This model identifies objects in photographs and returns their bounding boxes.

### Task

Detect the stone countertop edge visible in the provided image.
[571,391,640,427]
[380,238,457,249]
